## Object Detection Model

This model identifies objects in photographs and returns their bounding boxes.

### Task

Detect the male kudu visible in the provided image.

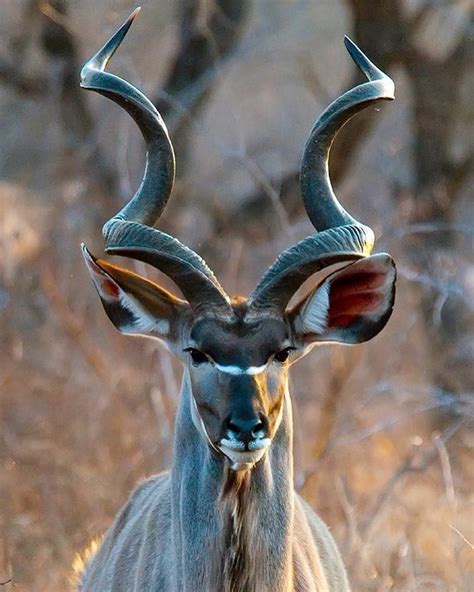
[78,9,396,591]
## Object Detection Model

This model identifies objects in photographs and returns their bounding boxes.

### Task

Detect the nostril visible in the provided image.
[227,421,241,436]
[226,417,267,443]
[251,421,264,436]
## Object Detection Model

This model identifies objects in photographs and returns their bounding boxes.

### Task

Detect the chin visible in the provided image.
[219,442,270,471]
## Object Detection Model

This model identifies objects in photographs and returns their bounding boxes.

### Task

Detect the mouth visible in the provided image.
[218,438,271,471]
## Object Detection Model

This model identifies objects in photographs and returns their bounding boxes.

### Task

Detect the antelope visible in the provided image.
[78,9,396,592]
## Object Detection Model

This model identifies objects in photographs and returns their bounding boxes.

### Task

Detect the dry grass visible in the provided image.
[1,197,472,590]
[1,1,473,590]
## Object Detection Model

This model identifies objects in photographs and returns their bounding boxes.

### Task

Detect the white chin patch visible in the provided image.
[219,441,270,471]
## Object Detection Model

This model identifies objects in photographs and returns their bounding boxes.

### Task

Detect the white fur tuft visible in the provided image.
[118,292,169,336]
[302,280,330,334]
[214,363,268,376]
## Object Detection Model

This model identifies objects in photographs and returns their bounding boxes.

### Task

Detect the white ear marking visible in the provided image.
[119,292,169,336]
[301,280,330,334]
[84,248,173,337]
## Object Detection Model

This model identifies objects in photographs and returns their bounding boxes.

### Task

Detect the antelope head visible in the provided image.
[81,10,396,472]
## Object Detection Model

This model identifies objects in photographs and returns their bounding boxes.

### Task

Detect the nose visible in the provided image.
[226,415,267,445]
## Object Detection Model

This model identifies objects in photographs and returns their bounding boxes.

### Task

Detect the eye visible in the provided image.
[273,347,294,364]
[185,348,209,366]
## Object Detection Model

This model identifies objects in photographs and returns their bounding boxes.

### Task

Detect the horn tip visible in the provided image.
[343,36,370,70]
[80,7,141,82]
[81,242,97,265]
[343,36,360,55]
[343,35,395,99]
[122,8,141,36]
[129,7,142,21]
[108,7,141,52]
[343,35,355,48]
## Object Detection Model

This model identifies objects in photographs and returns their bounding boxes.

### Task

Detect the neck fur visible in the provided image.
[170,372,295,592]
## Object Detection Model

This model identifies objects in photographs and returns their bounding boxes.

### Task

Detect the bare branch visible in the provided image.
[0,56,46,94]
[361,417,466,539]
[40,264,112,382]
[155,0,250,165]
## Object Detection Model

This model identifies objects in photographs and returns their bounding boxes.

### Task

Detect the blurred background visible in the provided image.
[0,0,473,590]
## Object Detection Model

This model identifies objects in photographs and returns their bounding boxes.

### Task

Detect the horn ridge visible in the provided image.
[300,37,394,232]
[103,220,231,310]
[81,10,232,314]
[248,39,394,313]
[247,224,373,313]
[80,8,175,229]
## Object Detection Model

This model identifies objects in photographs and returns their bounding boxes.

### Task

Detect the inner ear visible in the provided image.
[291,253,396,345]
[326,260,389,329]
[82,244,189,339]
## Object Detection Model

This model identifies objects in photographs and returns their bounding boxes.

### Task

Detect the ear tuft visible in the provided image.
[300,280,330,334]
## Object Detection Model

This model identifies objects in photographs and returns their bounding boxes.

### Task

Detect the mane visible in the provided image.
[216,467,260,592]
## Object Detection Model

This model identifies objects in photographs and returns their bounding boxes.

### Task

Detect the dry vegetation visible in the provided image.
[1,1,473,590]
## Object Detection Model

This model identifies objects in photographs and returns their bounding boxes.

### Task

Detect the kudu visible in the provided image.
[78,9,396,592]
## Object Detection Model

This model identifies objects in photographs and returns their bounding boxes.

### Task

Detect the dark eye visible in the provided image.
[185,348,209,366]
[274,348,293,363]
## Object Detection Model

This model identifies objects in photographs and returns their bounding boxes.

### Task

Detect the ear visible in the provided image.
[290,253,396,345]
[81,244,189,341]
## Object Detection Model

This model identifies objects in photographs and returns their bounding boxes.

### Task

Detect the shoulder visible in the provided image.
[295,495,333,540]
[78,472,171,590]
[112,471,171,535]
[127,472,170,509]
[295,494,351,591]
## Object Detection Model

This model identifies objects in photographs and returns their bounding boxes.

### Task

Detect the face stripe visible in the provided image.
[214,363,268,376]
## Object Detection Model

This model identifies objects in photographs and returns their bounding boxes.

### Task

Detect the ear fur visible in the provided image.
[81,244,188,339]
[291,253,396,344]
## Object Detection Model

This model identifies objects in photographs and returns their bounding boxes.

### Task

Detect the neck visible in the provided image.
[170,372,295,592]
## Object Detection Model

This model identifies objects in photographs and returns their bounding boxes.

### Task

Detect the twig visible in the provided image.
[361,417,466,540]
[434,435,456,508]
[223,238,244,295]
[397,266,472,310]
[388,222,474,238]
[0,1,45,96]
[336,477,361,556]
[0,56,46,95]
[333,397,462,448]
[449,524,474,550]
[149,386,173,440]
[40,264,112,381]
[229,152,294,239]
[299,348,362,493]
[155,0,250,166]
[38,0,71,31]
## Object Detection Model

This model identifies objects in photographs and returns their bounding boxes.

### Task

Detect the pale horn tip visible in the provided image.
[343,36,395,100]
[80,7,141,85]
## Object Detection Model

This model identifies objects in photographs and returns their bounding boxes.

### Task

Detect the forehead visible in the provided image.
[190,316,289,367]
